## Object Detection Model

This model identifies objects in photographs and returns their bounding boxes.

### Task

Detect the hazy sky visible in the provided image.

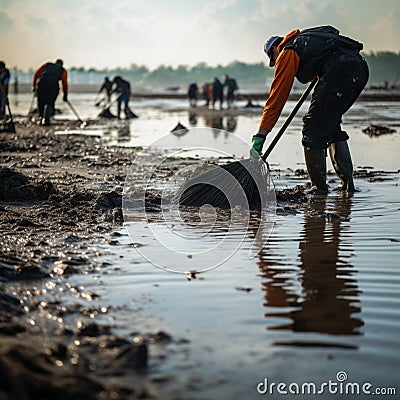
[1,0,399,70]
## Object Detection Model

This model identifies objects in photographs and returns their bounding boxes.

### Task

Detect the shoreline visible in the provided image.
[12,83,400,101]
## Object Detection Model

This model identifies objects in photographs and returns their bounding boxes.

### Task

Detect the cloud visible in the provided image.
[1,0,399,70]
[245,0,400,53]
[0,11,13,33]
[199,0,236,18]
[367,10,400,52]
[26,16,49,30]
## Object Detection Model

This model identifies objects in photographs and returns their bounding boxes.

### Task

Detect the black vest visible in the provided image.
[284,26,363,83]
[40,63,64,82]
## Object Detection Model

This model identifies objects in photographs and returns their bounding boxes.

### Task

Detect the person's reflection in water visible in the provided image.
[189,112,197,126]
[201,115,237,133]
[117,122,131,143]
[257,194,363,346]
[226,116,237,132]
[205,115,224,131]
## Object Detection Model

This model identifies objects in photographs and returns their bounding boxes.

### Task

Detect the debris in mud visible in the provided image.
[294,168,308,176]
[0,167,56,201]
[276,185,308,203]
[171,121,188,135]
[235,287,253,293]
[130,242,145,248]
[277,206,299,215]
[76,321,112,337]
[362,124,396,136]
[95,191,123,223]
[0,330,149,400]
[0,292,24,320]
[149,330,172,344]
[144,192,162,212]
[368,176,395,182]
[0,252,49,281]
[94,190,122,210]
[354,169,399,180]
[185,270,201,280]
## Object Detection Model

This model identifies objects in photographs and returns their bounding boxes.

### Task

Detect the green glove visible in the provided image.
[4,96,9,106]
[251,134,266,156]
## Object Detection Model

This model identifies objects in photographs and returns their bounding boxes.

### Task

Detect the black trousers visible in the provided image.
[37,79,59,119]
[302,51,369,149]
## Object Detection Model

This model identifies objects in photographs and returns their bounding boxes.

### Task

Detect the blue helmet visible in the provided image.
[263,35,283,66]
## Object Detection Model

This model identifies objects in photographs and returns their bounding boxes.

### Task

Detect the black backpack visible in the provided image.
[299,25,363,51]
[284,25,363,83]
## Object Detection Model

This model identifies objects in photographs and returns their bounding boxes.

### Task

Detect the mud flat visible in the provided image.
[0,119,162,399]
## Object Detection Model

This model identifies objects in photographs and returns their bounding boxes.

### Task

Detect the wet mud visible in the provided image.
[0,120,159,399]
[362,124,397,137]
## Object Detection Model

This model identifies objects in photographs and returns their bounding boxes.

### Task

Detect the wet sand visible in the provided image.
[1,101,399,399]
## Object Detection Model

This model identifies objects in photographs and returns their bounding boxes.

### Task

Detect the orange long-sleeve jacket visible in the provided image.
[259,29,300,131]
[32,63,68,95]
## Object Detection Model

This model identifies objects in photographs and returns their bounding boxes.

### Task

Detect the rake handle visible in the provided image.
[102,92,122,111]
[261,77,318,161]
[0,83,14,121]
[66,99,83,123]
[28,93,36,116]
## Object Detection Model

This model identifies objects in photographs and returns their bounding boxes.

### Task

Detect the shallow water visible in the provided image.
[11,92,400,398]
[11,91,400,172]
[87,178,399,398]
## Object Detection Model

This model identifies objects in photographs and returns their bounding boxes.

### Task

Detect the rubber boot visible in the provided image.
[304,146,328,195]
[44,104,53,121]
[41,117,51,126]
[329,141,355,192]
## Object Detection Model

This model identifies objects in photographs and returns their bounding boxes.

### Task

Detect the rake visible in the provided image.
[178,78,318,210]
[0,84,16,133]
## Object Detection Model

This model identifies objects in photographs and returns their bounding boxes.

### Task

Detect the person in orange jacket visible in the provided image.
[251,26,369,194]
[32,59,68,126]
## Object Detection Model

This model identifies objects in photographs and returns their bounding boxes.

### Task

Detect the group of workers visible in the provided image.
[2,59,134,126]
[188,74,239,110]
[1,25,368,194]
[97,75,133,119]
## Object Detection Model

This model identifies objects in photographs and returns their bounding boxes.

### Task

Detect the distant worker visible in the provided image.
[212,77,223,110]
[14,76,18,95]
[252,26,369,194]
[224,74,238,108]
[0,61,11,118]
[112,76,132,119]
[13,67,19,95]
[188,83,198,107]
[98,76,113,102]
[201,82,211,106]
[32,59,68,126]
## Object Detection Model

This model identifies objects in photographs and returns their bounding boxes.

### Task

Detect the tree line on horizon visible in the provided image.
[21,51,400,88]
